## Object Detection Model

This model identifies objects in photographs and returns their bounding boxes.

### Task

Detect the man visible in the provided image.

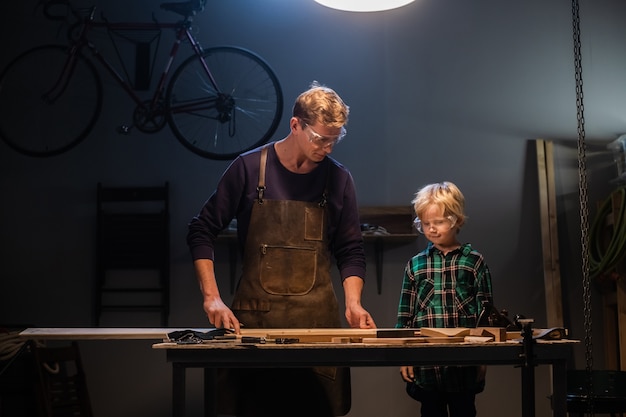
[187,81,376,416]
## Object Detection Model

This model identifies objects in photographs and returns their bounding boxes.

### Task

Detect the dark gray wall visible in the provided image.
[1,1,624,416]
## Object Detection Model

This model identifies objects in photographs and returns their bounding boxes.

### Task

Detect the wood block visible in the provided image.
[504,328,568,341]
[469,328,491,336]
[423,336,465,344]
[376,328,417,338]
[506,331,521,340]
[420,328,471,337]
[473,327,506,342]
[464,335,494,343]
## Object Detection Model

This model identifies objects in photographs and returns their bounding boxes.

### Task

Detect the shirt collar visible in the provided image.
[426,242,472,256]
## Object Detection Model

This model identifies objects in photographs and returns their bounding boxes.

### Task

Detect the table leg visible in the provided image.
[172,364,186,417]
[520,320,536,417]
[521,361,536,417]
[204,368,217,417]
[551,361,567,417]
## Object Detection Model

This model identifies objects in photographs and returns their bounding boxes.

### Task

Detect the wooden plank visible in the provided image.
[603,291,619,370]
[423,337,466,344]
[536,139,564,327]
[261,328,377,336]
[464,336,494,343]
[618,275,626,371]
[608,192,626,371]
[472,327,506,342]
[264,328,377,342]
[419,328,470,337]
[19,327,180,340]
[361,337,426,344]
[376,328,417,338]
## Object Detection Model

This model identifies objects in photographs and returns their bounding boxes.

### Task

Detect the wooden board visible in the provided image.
[361,337,427,344]
[464,336,494,343]
[535,139,564,327]
[331,337,464,345]
[20,327,411,341]
[423,337,466,344]
[419,328,471,338]
[472,327,507,342]
[19,327,427,344]
[19,328,183,340]
[263,328,377,343]
[376,328,417,338]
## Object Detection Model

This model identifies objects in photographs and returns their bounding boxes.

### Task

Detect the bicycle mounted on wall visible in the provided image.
[0,0,283,160]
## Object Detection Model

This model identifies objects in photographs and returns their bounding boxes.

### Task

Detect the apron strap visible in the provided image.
[256,143,330,207]
[257,145,270,203]
[319,160,331,207]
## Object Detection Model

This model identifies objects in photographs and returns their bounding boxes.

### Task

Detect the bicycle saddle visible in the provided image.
[160,0,206,18]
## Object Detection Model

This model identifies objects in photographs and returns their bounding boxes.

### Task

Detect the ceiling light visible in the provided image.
[314,0,415,12]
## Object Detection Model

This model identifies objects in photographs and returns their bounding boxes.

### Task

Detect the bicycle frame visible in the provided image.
[62,4,221,116]
[0,0,283,159]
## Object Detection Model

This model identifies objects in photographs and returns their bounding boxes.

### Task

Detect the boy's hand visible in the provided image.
[399,365,414,382]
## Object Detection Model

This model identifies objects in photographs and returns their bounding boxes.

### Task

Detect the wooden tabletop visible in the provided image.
[18,327,212,340]
[16,327,389,341]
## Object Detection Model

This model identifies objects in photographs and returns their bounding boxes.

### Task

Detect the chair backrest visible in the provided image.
[95,182,170,325]
[33,342,93,417]
[97,183,169,269]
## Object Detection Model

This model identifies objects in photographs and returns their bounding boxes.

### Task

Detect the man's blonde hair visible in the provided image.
[293,81,349,128]
[412,181,466,227]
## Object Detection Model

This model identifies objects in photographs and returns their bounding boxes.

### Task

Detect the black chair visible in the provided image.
[566,370,626,417]
[95,182,170,326]
[33,342,93,417]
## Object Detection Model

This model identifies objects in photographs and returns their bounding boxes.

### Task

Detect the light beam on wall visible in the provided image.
[314,0,415,12]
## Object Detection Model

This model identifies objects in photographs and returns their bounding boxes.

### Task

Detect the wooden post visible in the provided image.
[535,139,564,327]
[601,191,626,370]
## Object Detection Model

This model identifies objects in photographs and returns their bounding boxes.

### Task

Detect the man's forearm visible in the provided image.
[342,275,364,308]
[194,258,220,299]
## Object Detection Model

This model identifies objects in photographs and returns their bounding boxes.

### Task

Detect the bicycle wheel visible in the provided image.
[0,45,102,157]
[166,46,283,160]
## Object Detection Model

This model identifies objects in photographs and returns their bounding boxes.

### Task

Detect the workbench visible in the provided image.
[153,334,576,417]
[19,328,576,417]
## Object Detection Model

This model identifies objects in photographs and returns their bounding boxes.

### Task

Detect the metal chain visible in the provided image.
[572,0,594,414]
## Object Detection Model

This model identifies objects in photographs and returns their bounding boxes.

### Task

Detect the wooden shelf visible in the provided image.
[359,206,419,294]
[362,233,417,242]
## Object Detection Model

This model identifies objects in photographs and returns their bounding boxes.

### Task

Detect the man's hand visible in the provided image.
[345,303,377,329]
[343,276,377,329]
[194,258,241,333]
[203,297,241,333]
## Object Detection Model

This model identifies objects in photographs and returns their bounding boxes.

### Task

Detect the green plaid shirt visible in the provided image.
[396,242,493,393]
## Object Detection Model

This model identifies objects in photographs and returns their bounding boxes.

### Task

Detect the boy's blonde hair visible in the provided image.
[412,181,466,227]
[293,81,349,128]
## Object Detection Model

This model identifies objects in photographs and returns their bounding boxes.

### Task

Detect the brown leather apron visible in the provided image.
[218,146,351,417]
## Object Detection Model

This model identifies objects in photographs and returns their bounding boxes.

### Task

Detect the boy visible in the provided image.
[396,181,493,417]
